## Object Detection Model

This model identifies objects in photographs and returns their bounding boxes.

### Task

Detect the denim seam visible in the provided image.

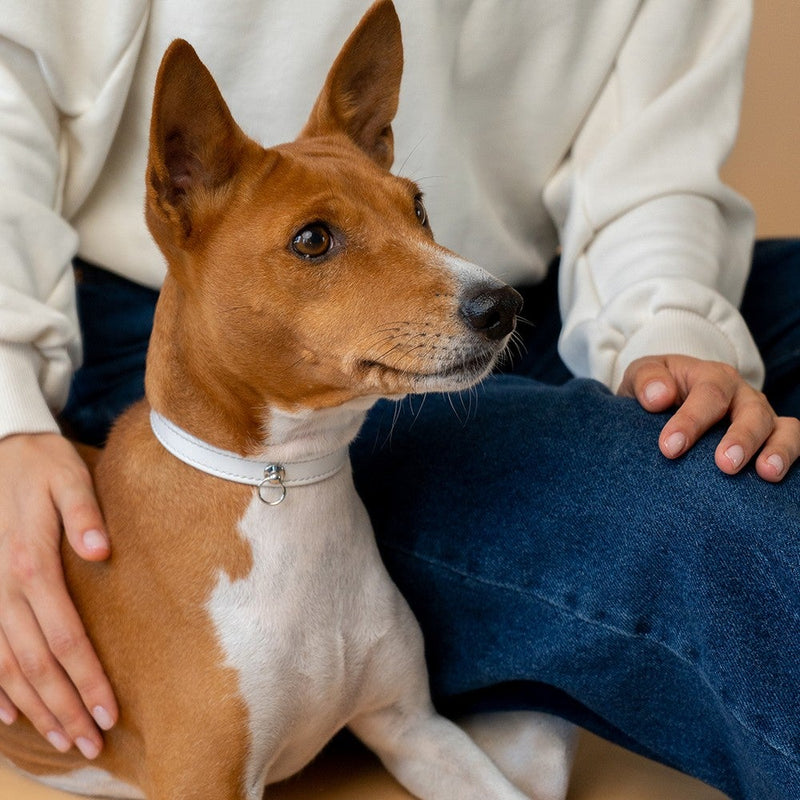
[381,540,800,767]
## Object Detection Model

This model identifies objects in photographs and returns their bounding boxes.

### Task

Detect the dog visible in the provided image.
[0,2,575,798]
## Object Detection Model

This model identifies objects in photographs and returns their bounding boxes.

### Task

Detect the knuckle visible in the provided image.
[778,415,800,442]
[676,408,705,433]
[738,398,774,429]
[74,674,105,703]
[62,499,99,528]
[0,653,18,683]
[699,379,731,409]
[737,427,763,452]
[52,455,90,484]
[758,406,778,431]
[48,628,88,663]
[17,652,52,683]
[716,362,739,382]
[738,387,771,413]
[51,470,93,512]
[7,546,41,587]
[785,415,800,432]
[629,358,657,378]
[56,702,88,732]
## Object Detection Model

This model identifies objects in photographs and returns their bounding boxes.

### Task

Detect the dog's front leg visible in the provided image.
[349,703,533,800]
[458,711,577,800]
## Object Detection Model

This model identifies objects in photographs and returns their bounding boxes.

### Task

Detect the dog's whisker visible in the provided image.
[497,330,526,371]
[406,392,429,431]
[445,391,466,425]
[396,135,426,178]
[409,174,447,187]
[516,314,535,329]
[371,341,413,365]
[360,322,438,342]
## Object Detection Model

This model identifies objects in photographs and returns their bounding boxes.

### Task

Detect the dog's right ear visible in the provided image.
[146,40,250,250]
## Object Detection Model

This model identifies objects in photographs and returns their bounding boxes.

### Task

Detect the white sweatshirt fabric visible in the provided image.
[0,0,760,440]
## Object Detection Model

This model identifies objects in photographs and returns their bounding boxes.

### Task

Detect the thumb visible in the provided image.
[617,356,679,412]
[50,463,110,562]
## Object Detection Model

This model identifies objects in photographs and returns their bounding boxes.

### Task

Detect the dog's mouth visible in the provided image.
[358,349,498,387]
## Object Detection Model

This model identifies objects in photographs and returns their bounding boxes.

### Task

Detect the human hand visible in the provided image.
[0,433,118,758]
[618,355,800,482]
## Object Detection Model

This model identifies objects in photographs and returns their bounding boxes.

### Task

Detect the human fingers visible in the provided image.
[46,439,110,562]
[754,416,800,482]
[0,684,18,726]
[656,359,795,481]
[0,610,75,753]
[19,556,119,746]
[620,356,798,480]
[0,434,117,751]
[618,356,680,412]
[655,360,740,460]
[44,441,119,731]
[1,543,112,758]
[25,567,118,741]
[712,380,781,475]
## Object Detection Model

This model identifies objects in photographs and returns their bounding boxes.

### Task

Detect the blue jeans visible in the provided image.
[62,242,800,800]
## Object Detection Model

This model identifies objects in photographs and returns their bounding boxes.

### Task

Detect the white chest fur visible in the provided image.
[207,468,416,795]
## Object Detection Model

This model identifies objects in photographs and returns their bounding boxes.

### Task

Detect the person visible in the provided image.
[0,1,798,797]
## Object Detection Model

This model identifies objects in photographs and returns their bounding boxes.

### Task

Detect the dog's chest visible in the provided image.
[208,476,405,787]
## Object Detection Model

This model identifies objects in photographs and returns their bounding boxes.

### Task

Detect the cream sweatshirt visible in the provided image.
[0,0,760,440]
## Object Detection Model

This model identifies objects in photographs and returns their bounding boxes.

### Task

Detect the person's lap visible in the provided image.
[351,375,799,799]
[349,241,800,799]
[60,241,800,800]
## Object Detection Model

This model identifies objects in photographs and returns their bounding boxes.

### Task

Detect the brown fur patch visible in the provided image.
[0,404,254,795]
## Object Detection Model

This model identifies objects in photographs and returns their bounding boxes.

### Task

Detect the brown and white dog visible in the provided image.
[0,2,575,798]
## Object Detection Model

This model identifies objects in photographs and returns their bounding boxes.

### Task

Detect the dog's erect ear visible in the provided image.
[146,40,249,246]
[301,0,403,169]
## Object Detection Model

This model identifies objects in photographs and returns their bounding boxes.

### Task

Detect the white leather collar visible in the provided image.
[149,409,349,505]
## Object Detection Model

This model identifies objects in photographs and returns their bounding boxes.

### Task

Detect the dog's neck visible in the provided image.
[260,398,378,463]
[143,280,257,453]
[145,277,380,463]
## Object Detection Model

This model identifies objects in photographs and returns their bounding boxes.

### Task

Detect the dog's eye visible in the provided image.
[414,196,428,227]
[292,224,332,259]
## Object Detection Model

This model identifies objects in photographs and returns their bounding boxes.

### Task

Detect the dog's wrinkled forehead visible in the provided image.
[274,138,418,207]
[232,138,428,250]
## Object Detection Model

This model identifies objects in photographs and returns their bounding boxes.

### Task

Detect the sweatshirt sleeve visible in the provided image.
[542,0,762,391]
[0,1,147,440]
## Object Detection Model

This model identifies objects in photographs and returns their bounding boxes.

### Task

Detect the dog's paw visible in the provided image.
[459,710,577,800]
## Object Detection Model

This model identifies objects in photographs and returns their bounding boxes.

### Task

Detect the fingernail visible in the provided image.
[644,381,668,405]
[766,453,785,477]
[47,730,71,752]
[725,444,745,470]
[0,708,15,725]
[82,529,108,553]
[75,736,100,760]
[664,432,687,457]
[92,705,115,731]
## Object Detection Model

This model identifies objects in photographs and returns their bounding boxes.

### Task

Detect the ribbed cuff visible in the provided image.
[611,308,765,392]
[0,343,61,440]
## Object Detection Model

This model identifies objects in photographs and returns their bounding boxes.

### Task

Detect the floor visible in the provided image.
[0,729,729,799]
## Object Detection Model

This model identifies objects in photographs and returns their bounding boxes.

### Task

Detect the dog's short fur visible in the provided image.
[0,3,575,798]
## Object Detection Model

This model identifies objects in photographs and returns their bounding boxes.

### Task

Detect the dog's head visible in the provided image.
[145,0,520,425]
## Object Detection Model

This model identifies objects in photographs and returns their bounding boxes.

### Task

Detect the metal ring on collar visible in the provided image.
[258,464,287,506]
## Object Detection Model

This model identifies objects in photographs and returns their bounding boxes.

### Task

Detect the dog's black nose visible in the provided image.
[460,285,522,341]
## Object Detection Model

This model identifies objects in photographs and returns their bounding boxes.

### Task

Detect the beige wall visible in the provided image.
[722,0,800,237]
